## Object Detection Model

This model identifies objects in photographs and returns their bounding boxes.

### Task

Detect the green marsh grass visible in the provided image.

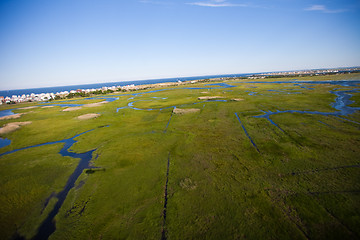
[0,73,359,239]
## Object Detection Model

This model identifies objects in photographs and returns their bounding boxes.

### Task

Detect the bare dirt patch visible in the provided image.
[198,96,223,100]
[83,101,108,108]
[41,106,54,108]
[231,98,244,101]
[62,101,108,111]
[77,113,101,120]
[0,113,24,121]
[180,178,197,190]
[63,107,82,112]
[173,108,200,114]
[0,121,32,134]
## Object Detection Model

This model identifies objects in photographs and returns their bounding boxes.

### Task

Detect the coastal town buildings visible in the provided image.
[0,84,141,104]
[1,67,359,105]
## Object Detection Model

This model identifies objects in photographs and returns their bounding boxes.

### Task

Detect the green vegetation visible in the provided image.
[60,89,115,99]
[0,73,359,239]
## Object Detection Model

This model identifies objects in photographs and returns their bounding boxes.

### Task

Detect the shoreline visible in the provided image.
[1,68,359,105]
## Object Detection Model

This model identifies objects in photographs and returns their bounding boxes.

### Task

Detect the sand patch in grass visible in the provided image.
[0,121,32,134]
[77,113,101,120]
[18,106,38,110]
[173,108,200,114]
[198,96,223,100]
[83,101,108,108]
[63,107,82,112]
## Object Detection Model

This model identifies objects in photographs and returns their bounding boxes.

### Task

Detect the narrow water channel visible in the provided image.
[0,129,101,240]
[253,88,360,129]
[161,152,171,240]
[235,113,260,153]
[0,109,15,117]
[163,108,175,133]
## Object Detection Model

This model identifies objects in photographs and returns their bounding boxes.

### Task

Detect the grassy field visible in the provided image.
[0,73,359,239]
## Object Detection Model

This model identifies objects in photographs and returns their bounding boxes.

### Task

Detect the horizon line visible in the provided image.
[1,66,359,92]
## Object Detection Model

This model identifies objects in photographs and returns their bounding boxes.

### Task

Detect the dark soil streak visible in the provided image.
[288,217,310,240]
[318,120,336,129]
[79,200,90,216]
[268,191,310,239]
[291,164,360,175]
[313,196,360,239]
[334,116,360,125]
[161,152,171,240]
[309,190,360,195]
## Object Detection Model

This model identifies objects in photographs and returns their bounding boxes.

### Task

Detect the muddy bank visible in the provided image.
[0,113,24,120]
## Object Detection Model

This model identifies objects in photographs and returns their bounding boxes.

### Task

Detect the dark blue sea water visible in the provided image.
[0,74,249,98]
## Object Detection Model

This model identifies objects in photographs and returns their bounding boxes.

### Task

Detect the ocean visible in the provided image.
[0,74,250,98]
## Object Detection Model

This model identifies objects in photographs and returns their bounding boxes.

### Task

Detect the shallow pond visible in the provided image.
[0,138,11,148]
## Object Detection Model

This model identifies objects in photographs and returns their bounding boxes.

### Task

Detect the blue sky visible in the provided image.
[0,0,359,90]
